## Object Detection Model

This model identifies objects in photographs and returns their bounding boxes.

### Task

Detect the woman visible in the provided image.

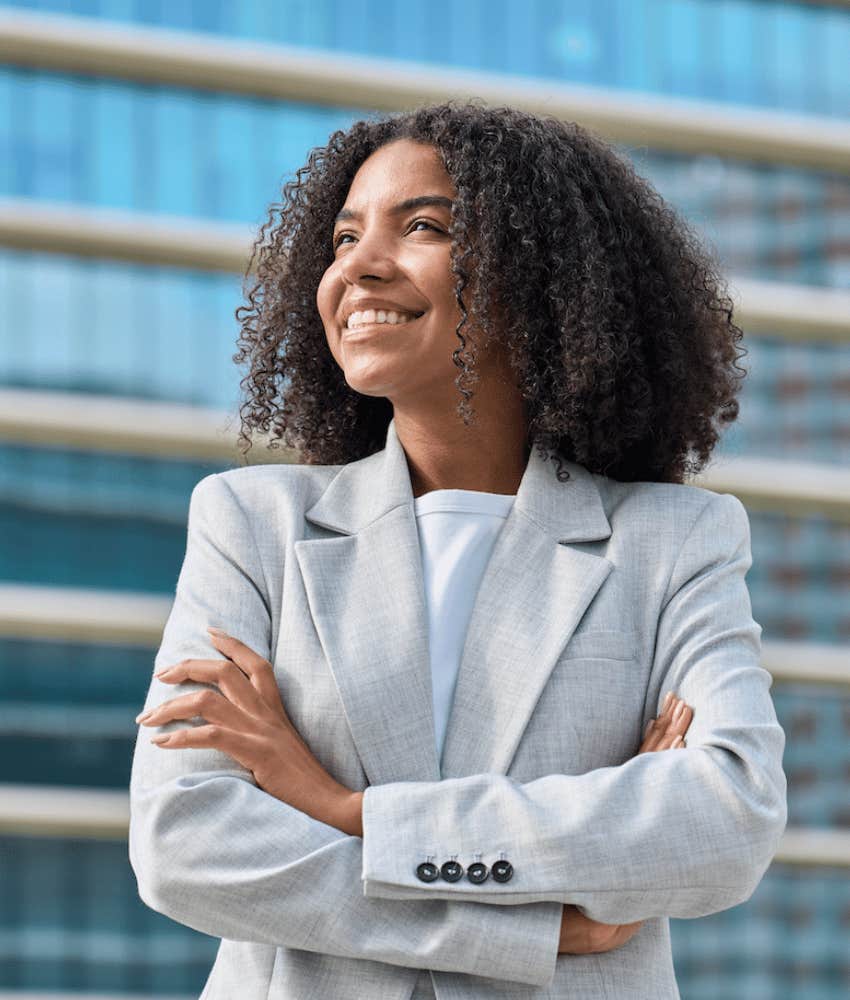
[129,101,787,999]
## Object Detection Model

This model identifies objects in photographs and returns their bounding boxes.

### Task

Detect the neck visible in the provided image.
[392,400,530,500]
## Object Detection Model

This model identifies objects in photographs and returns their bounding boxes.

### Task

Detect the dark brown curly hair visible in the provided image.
[233,98,746,483]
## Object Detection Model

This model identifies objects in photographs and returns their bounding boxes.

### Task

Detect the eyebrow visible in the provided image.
[333,195,454,225]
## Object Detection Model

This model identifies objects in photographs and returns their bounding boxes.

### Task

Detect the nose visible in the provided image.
[339,228,396,284]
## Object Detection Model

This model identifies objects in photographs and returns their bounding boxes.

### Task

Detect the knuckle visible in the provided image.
[589,923,618,952]
[198,689,221,710]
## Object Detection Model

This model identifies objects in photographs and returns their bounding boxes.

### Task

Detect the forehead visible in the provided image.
[343,139,455,205]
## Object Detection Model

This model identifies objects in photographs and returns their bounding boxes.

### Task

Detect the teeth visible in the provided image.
[346,308,420,329]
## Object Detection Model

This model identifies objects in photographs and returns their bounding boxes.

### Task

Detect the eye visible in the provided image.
[332,219,444,250]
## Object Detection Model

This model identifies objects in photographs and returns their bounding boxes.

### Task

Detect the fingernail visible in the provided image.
[135,711,152,724]
[154,669,170,677]
[663,691,673,711]
[207,626,228,636]
[151,734,171,745]
[644,719,654,736]
[673,702,684,722]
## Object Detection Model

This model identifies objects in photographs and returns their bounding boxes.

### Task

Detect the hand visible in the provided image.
[638,689,693,753]
[136,629,358,834]
[558,691,693,955]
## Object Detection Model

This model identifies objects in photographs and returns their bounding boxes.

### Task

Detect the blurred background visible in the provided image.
[0,1,849,998]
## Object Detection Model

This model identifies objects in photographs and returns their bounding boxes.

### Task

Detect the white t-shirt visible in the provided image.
[412,488,516,769]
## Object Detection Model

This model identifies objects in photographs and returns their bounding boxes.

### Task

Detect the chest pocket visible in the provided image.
[511,629,645,779]
[559,627,635,661]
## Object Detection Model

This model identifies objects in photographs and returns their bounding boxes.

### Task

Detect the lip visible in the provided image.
[342,303,425,325]
[343,313,424,337]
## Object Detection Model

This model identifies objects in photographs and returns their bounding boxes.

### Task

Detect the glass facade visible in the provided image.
[1,0,848,996]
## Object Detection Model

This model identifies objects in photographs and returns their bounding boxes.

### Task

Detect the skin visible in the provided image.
[316,137,529,497]
[138,138,696,956]
[138,632,693,957]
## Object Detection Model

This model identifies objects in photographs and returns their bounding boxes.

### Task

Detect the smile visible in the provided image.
[343,314,424,336]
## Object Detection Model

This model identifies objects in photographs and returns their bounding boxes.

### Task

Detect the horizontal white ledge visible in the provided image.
[694,454,850,524]
[760,640,850,687]
[0,784,129,839]
[0,386,296,463]
[0,9,849,173]
[2,387,850,522]
[0,583,173,646]
[772,827,850,869]
[0,784,847,868]
[1,197,848,344]
[1,582,848,687]
[0,992,192,1000]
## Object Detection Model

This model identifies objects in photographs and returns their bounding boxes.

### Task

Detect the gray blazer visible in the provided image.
[129,416,787,1000]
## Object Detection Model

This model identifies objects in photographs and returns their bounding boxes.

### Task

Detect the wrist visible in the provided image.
[341,790,364,837]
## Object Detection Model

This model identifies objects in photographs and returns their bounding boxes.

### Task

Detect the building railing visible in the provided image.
[0,783,847,869]
[2,388,850,524]
[1,8,849,173]
[2,198,849,345]
[1,582,848,688]
[1,2,847,887]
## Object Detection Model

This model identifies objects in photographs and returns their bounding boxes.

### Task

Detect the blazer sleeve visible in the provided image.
[360,492,789,924]
[128,473,563,990]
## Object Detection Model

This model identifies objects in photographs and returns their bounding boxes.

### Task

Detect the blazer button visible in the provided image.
[491,859,514,883]
[466,861,489,884]
[416,861,439,883]
[440,859,464,882]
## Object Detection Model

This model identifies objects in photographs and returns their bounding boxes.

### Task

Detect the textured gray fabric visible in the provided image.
[129,416,787,999]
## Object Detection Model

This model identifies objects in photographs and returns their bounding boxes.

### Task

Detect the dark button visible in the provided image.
[491,859,514,883]
[416,861,439,883]
[466,861,489,884]
[440,859,464,882]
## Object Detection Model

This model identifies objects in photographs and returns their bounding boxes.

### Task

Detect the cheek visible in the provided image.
[315,267,340,322]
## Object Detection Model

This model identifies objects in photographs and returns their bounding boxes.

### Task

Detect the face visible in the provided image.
[317,138,490,409]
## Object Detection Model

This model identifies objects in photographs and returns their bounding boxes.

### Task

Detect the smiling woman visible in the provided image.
[130,99,786,1000]
[313,137,534,496]
[233,100,747,492]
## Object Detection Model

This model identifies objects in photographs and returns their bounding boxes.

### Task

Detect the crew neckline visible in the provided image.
[414,488,516,518]
[415,488,517,499]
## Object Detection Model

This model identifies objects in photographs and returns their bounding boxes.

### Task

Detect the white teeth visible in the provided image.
[346,308,420,329]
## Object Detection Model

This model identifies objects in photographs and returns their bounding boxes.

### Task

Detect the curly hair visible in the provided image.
[233,98,747,483]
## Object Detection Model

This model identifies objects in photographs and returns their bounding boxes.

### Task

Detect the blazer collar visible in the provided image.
[294,416,614,786]
[303,416,612,543]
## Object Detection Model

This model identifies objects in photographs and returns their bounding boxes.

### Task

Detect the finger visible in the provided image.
[151,724,260,768]
[139,688,248,730]
[206,630,286,720]
[656,704,693,750]
[639,695,686,753]
[155,657,275,722]
[653,701,691,747]
[643,694,678,748]
[639,718,660,753]
[670,702,693,734]
[645,695,680,744]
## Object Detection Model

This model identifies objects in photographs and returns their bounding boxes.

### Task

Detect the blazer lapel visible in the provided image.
[294,419,440,786]
[439,467,613,779]
[294,417,613,788]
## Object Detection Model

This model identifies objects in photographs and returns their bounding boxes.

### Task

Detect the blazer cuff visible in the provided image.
[361,780,525,903]
[361,783,562,987]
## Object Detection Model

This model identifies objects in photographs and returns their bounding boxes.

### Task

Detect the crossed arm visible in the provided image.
[129,474,787,988]
[139,626,693,959]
